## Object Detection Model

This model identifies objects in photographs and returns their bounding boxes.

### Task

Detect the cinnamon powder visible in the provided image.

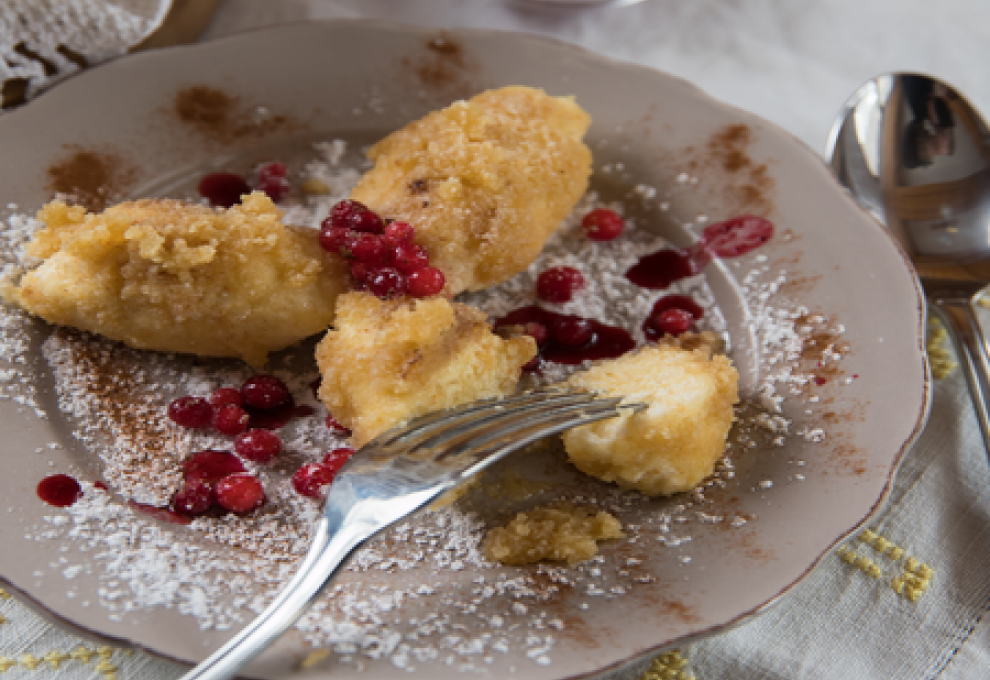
[705,124,776,216]
[402,34,476,98]
[46,148,133,212]
[173,85,293,142]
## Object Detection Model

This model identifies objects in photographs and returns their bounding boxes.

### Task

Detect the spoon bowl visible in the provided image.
[826,72,990,454]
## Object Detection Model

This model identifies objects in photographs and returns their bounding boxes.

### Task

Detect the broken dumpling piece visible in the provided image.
[561,333,739,496]
[9,193,348,366]
[482,504,624,566]
[349,86,592,294]
[315,292,537,448]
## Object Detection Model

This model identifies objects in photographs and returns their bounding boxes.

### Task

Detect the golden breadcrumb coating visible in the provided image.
[482,504,624,566]
[10,193,348,366]
[315,292,536,447]
[561,336,739,496]
[350,86,592,294]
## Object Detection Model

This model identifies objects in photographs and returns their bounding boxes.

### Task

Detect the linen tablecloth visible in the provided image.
[2,1,989,678]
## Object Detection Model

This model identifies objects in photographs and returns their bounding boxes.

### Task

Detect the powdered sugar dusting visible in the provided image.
[1,134,852,673]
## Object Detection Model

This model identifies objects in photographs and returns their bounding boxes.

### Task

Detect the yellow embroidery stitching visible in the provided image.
[95,659,118,674]
[0,657,14,673]
[839,529,933,601]
[44,651,70,670]
[639,651,695,680]
[0,615,6,625]
[71,646,96,664]
[927,318,958,379]
[0,588,9,600]
[18,654,40,670]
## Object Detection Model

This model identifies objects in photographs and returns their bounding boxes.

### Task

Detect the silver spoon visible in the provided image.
[825,72,990,453]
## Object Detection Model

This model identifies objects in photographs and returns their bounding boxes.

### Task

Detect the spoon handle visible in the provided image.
[929,295,990,456]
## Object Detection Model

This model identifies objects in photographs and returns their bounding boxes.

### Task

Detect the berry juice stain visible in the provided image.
[627,215,774,290]
[130,501,193,525]
[37,474,83,507]
[497,306,635,366]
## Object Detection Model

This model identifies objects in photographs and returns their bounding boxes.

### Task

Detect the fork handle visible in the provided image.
[178,515,367,680]
[929,295,990,458]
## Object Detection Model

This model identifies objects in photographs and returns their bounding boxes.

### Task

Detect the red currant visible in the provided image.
[184,450,246,485]
[209,387,243,409]
[582,209,625,241]
[257,161,287,179]
[321,447,356,475]
[350,234,390,265]
[651,308,694,336]
[536,266,585,304]
[319,226,353,254]
[383,221,415,245]
[349,208,384,234]
[241,375,290,410]
[168,396,212,429]
[367,267,407,298]
[234,429,282,463]
[292,463,335,499]
[257,175,290,202]
[393,243,430,273]
[327,199,367,230]
[215,473,265,513]
[550,317,594,348]
[212,404,250,435]
[171,480,214,516]
[407,266,445,297]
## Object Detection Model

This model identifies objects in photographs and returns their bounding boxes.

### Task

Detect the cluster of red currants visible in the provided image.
[319,199,445,299]
[166,373,353,516]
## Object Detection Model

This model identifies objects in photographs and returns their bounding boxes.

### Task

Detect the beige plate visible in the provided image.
[0,20,928,680]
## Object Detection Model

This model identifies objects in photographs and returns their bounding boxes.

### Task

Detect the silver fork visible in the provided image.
[180,388,644,680]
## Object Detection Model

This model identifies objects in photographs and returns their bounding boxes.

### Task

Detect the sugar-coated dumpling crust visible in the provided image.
[349,86,592,294]
[316,292,536,448]
[562,338,739,496]
[11,193,348,366]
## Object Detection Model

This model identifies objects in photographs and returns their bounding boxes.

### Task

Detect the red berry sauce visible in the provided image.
[699,215,774,257]
[131,501,194,525]
[37,474,83,507]
[627,215,773,290]
[198,172,251,209]
[496,306,635,366]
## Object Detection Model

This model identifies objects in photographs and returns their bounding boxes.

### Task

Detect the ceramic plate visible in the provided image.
[0,20,928,680]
